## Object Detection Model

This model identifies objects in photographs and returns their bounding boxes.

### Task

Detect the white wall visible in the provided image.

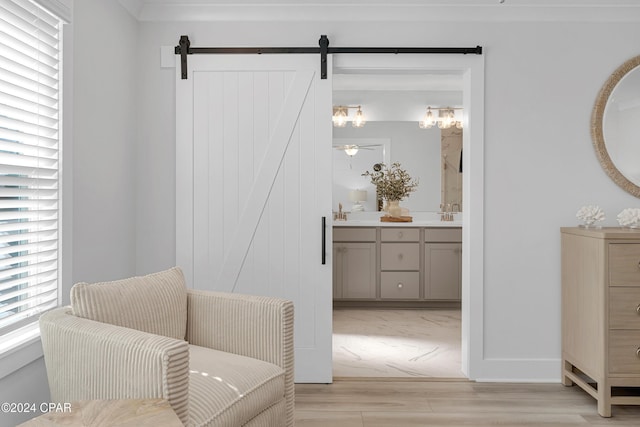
[135,19,640,380]
[72,0,139,284]
[0,359,50,427]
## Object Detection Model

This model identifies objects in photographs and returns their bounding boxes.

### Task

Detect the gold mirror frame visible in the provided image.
[591,55,640,198]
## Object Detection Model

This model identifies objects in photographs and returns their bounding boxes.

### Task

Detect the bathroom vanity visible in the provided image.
[333,216,462,307]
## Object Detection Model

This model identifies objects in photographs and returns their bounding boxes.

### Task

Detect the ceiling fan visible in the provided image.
[333,144,375,157]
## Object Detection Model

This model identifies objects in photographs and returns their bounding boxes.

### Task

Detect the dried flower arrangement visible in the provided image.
[362,162,418,202]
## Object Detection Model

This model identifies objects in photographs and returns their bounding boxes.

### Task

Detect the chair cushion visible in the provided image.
[188,344,285,427]
[70,267,188,340]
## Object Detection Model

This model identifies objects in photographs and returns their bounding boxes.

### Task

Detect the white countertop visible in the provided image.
[332,211,462,227]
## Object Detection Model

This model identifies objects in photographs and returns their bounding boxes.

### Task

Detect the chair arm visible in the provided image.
[186,290,294,426]
[39,307,190,425]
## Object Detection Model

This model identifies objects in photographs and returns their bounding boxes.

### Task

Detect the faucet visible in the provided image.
[439,203,454,222]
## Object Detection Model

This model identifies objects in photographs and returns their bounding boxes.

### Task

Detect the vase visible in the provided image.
[387,200,402,218]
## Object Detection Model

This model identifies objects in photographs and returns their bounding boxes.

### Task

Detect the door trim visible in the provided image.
[332,53,485,380]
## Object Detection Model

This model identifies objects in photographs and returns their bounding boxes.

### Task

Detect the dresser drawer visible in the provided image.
[610,287,640,329]
[609,330,640,374]
[425,228,462,243]
[333,227,376,242]
[609,244,640,287]
[381,243,420,270]
[381,228,419,242]
[381,272,420,299]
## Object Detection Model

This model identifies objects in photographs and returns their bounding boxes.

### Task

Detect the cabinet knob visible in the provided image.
[398,232,403,239]
[397,283,403,289]
[398,253,404,260]
[637,347,640,358]
[637,304,640,315]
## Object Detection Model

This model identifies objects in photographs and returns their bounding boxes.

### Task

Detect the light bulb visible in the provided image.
[438,109,455,129]
[419,107,435,129]
[352,106,366,128]
[344,145,359,156]
[332,107,347,127]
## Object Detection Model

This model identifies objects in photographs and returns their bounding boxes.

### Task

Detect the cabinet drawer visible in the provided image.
[381,228,419,242]
[425,228,462,243]
[610,287,640,329]
[381,243,420,270]
[381,272,420,299]
[609,330,640,374]
[609,244,640,287]
[333,227,376,242]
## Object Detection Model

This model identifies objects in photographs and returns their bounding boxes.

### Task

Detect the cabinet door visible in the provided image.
[334,243,377,299]
[425,243,461,300]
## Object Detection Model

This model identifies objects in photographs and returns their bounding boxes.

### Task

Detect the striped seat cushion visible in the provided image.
[188,344,285,427]
[70,267,188,340]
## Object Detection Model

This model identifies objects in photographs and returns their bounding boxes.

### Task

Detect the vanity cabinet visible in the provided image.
[425,228,462,300]
[425,243,461,300]
[333,226,461,305]
[333,228,377,299]
[381,228,420,300]
[561,227,640,417]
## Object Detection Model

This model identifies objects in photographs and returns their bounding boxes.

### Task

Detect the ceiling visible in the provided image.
[119,0,640,22]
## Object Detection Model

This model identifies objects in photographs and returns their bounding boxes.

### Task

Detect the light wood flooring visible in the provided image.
[294,380,640,426]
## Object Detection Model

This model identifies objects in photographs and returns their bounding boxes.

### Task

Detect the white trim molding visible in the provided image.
[119,0,640,23]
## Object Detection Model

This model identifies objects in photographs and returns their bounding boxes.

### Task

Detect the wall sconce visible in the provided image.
[349,189,368,212]
[419,107,463,129]
[332,105,366,128]
[332,106,348,127]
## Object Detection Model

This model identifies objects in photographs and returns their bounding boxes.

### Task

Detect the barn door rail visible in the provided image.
[175,35,482,80]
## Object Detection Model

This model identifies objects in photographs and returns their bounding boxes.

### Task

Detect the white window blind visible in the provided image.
[0,0,61,337]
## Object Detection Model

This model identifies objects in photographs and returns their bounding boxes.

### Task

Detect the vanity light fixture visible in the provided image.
[419,107,463,129]
[332,106,348,127]
[352,106,366,128]
[332,105,366,128]
[418,107,436,129]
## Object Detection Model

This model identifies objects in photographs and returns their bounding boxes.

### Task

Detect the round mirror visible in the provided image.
[592,55,640,197]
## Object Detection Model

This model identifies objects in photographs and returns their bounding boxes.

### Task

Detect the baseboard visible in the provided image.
[333,300,462,309]
[332,376,471,383]
[471,358,562,383]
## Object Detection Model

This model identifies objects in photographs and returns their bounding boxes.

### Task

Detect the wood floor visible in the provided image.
[294,379,640,426]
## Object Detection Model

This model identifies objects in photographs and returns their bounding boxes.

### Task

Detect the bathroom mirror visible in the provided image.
[332,73,464,212]
[592,55,640,197]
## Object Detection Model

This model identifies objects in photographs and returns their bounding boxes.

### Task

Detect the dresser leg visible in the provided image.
[597,382,612,418]
[561,360,573,386]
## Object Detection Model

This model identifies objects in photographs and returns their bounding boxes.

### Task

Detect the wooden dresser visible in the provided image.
[561,227,640,417]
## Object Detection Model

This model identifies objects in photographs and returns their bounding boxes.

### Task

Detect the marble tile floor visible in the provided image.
[333,308,463,379]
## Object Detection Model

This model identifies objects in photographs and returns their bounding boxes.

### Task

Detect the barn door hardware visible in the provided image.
[175,35,482,80]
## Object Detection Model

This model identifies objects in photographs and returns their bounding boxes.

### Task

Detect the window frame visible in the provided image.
[0,0,71,380]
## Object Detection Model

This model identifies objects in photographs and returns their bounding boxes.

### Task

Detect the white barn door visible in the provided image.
[176,54,333,383]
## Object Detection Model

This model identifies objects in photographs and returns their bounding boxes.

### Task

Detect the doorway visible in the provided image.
[329,54,484,380]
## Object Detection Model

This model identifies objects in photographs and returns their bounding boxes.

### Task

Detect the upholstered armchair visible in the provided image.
[39,267,294,427]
